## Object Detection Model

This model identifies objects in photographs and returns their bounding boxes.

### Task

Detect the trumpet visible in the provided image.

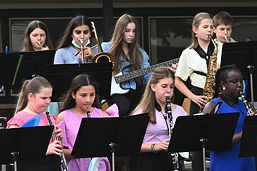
[79,39,85,63]
[91,21,117,70]
[37,41,49,51]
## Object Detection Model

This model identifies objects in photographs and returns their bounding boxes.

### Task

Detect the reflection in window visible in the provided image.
[149,17,192,64]
[233,17,257,42]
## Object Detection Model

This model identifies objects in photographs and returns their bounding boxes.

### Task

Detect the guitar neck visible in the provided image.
[115,58,178,84]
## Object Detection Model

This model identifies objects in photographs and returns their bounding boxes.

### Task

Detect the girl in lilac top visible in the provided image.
[57,74,119,171]
[131,67,187,171]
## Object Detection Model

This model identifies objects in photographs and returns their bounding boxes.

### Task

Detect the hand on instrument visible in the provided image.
[168,63,178,73]
[76,47,93,61]
[46,140,63,156]
[155,139,170,151]
[213,66,220,76]
[41,45,50,51]
[54,126,63,140]
[190,94,209,108]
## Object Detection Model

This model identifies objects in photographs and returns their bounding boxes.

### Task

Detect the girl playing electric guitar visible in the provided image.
[101,14,151,117]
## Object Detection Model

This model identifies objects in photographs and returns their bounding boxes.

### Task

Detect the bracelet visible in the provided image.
[151,144,157,153]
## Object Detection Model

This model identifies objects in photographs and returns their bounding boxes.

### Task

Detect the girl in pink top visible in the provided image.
[57,74,119,171]
[7,77,63,171]
[131,67,187,171]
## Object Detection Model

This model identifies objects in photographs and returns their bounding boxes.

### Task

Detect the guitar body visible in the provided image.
[110,61,135,96]
[110,72,130,96]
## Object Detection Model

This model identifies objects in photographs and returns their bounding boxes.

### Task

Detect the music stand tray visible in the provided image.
[43,63,112,102]
[240,116,257,157]
[0,50,55,89]
[0,126,54,170]
[71,114,149,170]
[168,113,239,171]
[221,41,257,101]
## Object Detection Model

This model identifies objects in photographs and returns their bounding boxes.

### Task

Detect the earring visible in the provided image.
[222,86,226,91]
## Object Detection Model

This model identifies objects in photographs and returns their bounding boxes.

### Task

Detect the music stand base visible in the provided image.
[109,142,117,171]
[11,151,18,171]
[200,138,207,171]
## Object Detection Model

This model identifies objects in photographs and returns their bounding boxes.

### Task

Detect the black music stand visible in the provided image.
[221,41,257,102]
[71,114,149,171]
[239,116,257,157]
[0,50,55,90]
[168,113,239,171]
[43,63,112,101]
[0,126,54,171]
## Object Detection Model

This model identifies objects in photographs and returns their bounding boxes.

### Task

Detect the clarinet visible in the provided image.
[45,112,69,171]
[87,109,91,118]
[166,97,179,171]
[240,91,256,116]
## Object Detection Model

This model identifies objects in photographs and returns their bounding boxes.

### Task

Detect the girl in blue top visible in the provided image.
[101,14,151,117]
[203,65,256,171]
[54,15,95,64]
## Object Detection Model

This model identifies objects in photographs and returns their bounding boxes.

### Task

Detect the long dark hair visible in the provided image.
[21,20,53,52]
[60,74,100,112]
[56,15,92,49]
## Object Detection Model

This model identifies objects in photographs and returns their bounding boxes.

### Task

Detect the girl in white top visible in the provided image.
[174,12,221,171]
[175,12,222,112]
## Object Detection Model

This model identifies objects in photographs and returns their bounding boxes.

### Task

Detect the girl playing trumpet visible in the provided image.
[54,16,95,64]
[21,20,53,52]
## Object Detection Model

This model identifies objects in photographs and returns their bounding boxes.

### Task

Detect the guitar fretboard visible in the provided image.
[115,58,179,84]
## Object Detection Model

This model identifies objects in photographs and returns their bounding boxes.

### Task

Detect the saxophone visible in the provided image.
[203,36,218,101]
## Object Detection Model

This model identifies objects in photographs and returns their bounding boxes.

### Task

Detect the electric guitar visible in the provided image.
[110,58,179,95]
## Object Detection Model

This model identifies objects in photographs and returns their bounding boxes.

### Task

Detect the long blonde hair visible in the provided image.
[132,67,175,123]
[15,77,52,114]
[188,12,212,49]
[108,14,141,73]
